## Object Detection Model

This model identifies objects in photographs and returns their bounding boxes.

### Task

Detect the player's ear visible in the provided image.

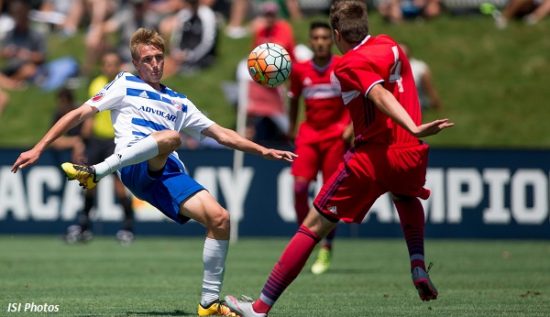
[332,29,341,42]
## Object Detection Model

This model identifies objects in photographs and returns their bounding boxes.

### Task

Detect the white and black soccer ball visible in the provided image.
[247,43,292,88]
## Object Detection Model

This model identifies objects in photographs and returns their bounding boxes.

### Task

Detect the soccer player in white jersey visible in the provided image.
[11,28,296,317]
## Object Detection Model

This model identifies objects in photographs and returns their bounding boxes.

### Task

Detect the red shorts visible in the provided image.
[291,136,347,182]
[313,142,430,223]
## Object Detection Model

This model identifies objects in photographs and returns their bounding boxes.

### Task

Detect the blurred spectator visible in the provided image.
[0,0,79,91]
[0,0,15,41]
[208,0,232,19]
[63,51,135,245]
[85,0,156,72]
[400,43,442,111]
[225,0,302,39]
[163,0,219,77]
[157,0,222,41]
[225,0,249,38]
[34,0,84,37]
[49,87,86,164]
[0,88,8,118]
[152,0,187,36]
[244,1,296,145]
[0,71,25,90]
[252,2,296,59]
[493,0,550,28]
[85,0,119,29]
[33,0,118,38]
[0,72,26,118]
[378,0,441,23]
[0,0,46,85]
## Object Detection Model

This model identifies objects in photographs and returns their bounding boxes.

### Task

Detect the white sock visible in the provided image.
[93,135,159,180]
[200,238,229,307]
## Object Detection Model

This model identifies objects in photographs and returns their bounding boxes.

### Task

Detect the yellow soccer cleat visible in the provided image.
[311,247,332,275]
[198,301,239,317]
[61,162,98,189]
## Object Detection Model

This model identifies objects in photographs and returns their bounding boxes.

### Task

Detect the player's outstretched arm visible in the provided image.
[11,104,98,173]
[367,84,454,138]
[202,124,297,162]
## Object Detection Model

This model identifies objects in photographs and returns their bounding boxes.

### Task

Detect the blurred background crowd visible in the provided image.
[0,0,548,143]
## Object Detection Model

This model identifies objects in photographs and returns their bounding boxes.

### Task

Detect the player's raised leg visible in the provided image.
[179,190,237,317]
[62,130,179,188]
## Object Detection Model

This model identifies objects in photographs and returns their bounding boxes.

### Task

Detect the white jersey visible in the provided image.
[86,71,215,158]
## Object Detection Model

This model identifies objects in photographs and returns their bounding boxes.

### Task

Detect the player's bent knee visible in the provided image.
[294,180,309,195]
[164,130,182,146]
[206,208,231,232]
[154,130,182,152]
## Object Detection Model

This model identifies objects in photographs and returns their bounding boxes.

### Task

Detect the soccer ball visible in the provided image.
[247,43,291,88]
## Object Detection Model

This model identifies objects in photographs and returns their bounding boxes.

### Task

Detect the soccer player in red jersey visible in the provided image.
[252,2,296,62]
[288,21,351,275]
[225,1,454,316]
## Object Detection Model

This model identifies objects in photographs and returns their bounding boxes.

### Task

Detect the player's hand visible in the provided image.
[413,119,454,138]
[11,148,41,173]
[262,149,297,162]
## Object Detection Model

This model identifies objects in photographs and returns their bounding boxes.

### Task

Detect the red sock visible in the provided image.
[253,225,321,313]
[394,197,426,271]
[294,180,310,224]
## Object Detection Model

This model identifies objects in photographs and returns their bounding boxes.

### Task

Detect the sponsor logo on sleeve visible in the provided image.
[91,92,105,102]
[171,99,183,111]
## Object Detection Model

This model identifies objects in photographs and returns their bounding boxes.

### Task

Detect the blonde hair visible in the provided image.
[130,28,165,61]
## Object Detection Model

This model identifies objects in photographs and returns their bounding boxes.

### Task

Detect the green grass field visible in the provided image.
[1,236,549,316]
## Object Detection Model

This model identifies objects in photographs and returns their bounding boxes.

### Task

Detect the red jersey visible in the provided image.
[290,55,350,142]
[334,35,421,145]
[253,20,296,61]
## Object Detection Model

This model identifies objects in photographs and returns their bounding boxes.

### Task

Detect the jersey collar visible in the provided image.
[353,35,371,51]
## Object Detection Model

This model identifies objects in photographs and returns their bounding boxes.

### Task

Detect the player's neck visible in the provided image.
[146,81,162,91]
[313,55,331,68]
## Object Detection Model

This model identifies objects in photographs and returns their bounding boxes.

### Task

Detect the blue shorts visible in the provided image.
[119,155,204,224]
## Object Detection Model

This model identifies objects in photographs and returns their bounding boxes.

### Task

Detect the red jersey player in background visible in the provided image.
[225,1,454,316]
[246,1,296,144]
[287,21,351,275]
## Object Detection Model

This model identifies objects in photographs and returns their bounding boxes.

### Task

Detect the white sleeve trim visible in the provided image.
[364,79,384,97]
